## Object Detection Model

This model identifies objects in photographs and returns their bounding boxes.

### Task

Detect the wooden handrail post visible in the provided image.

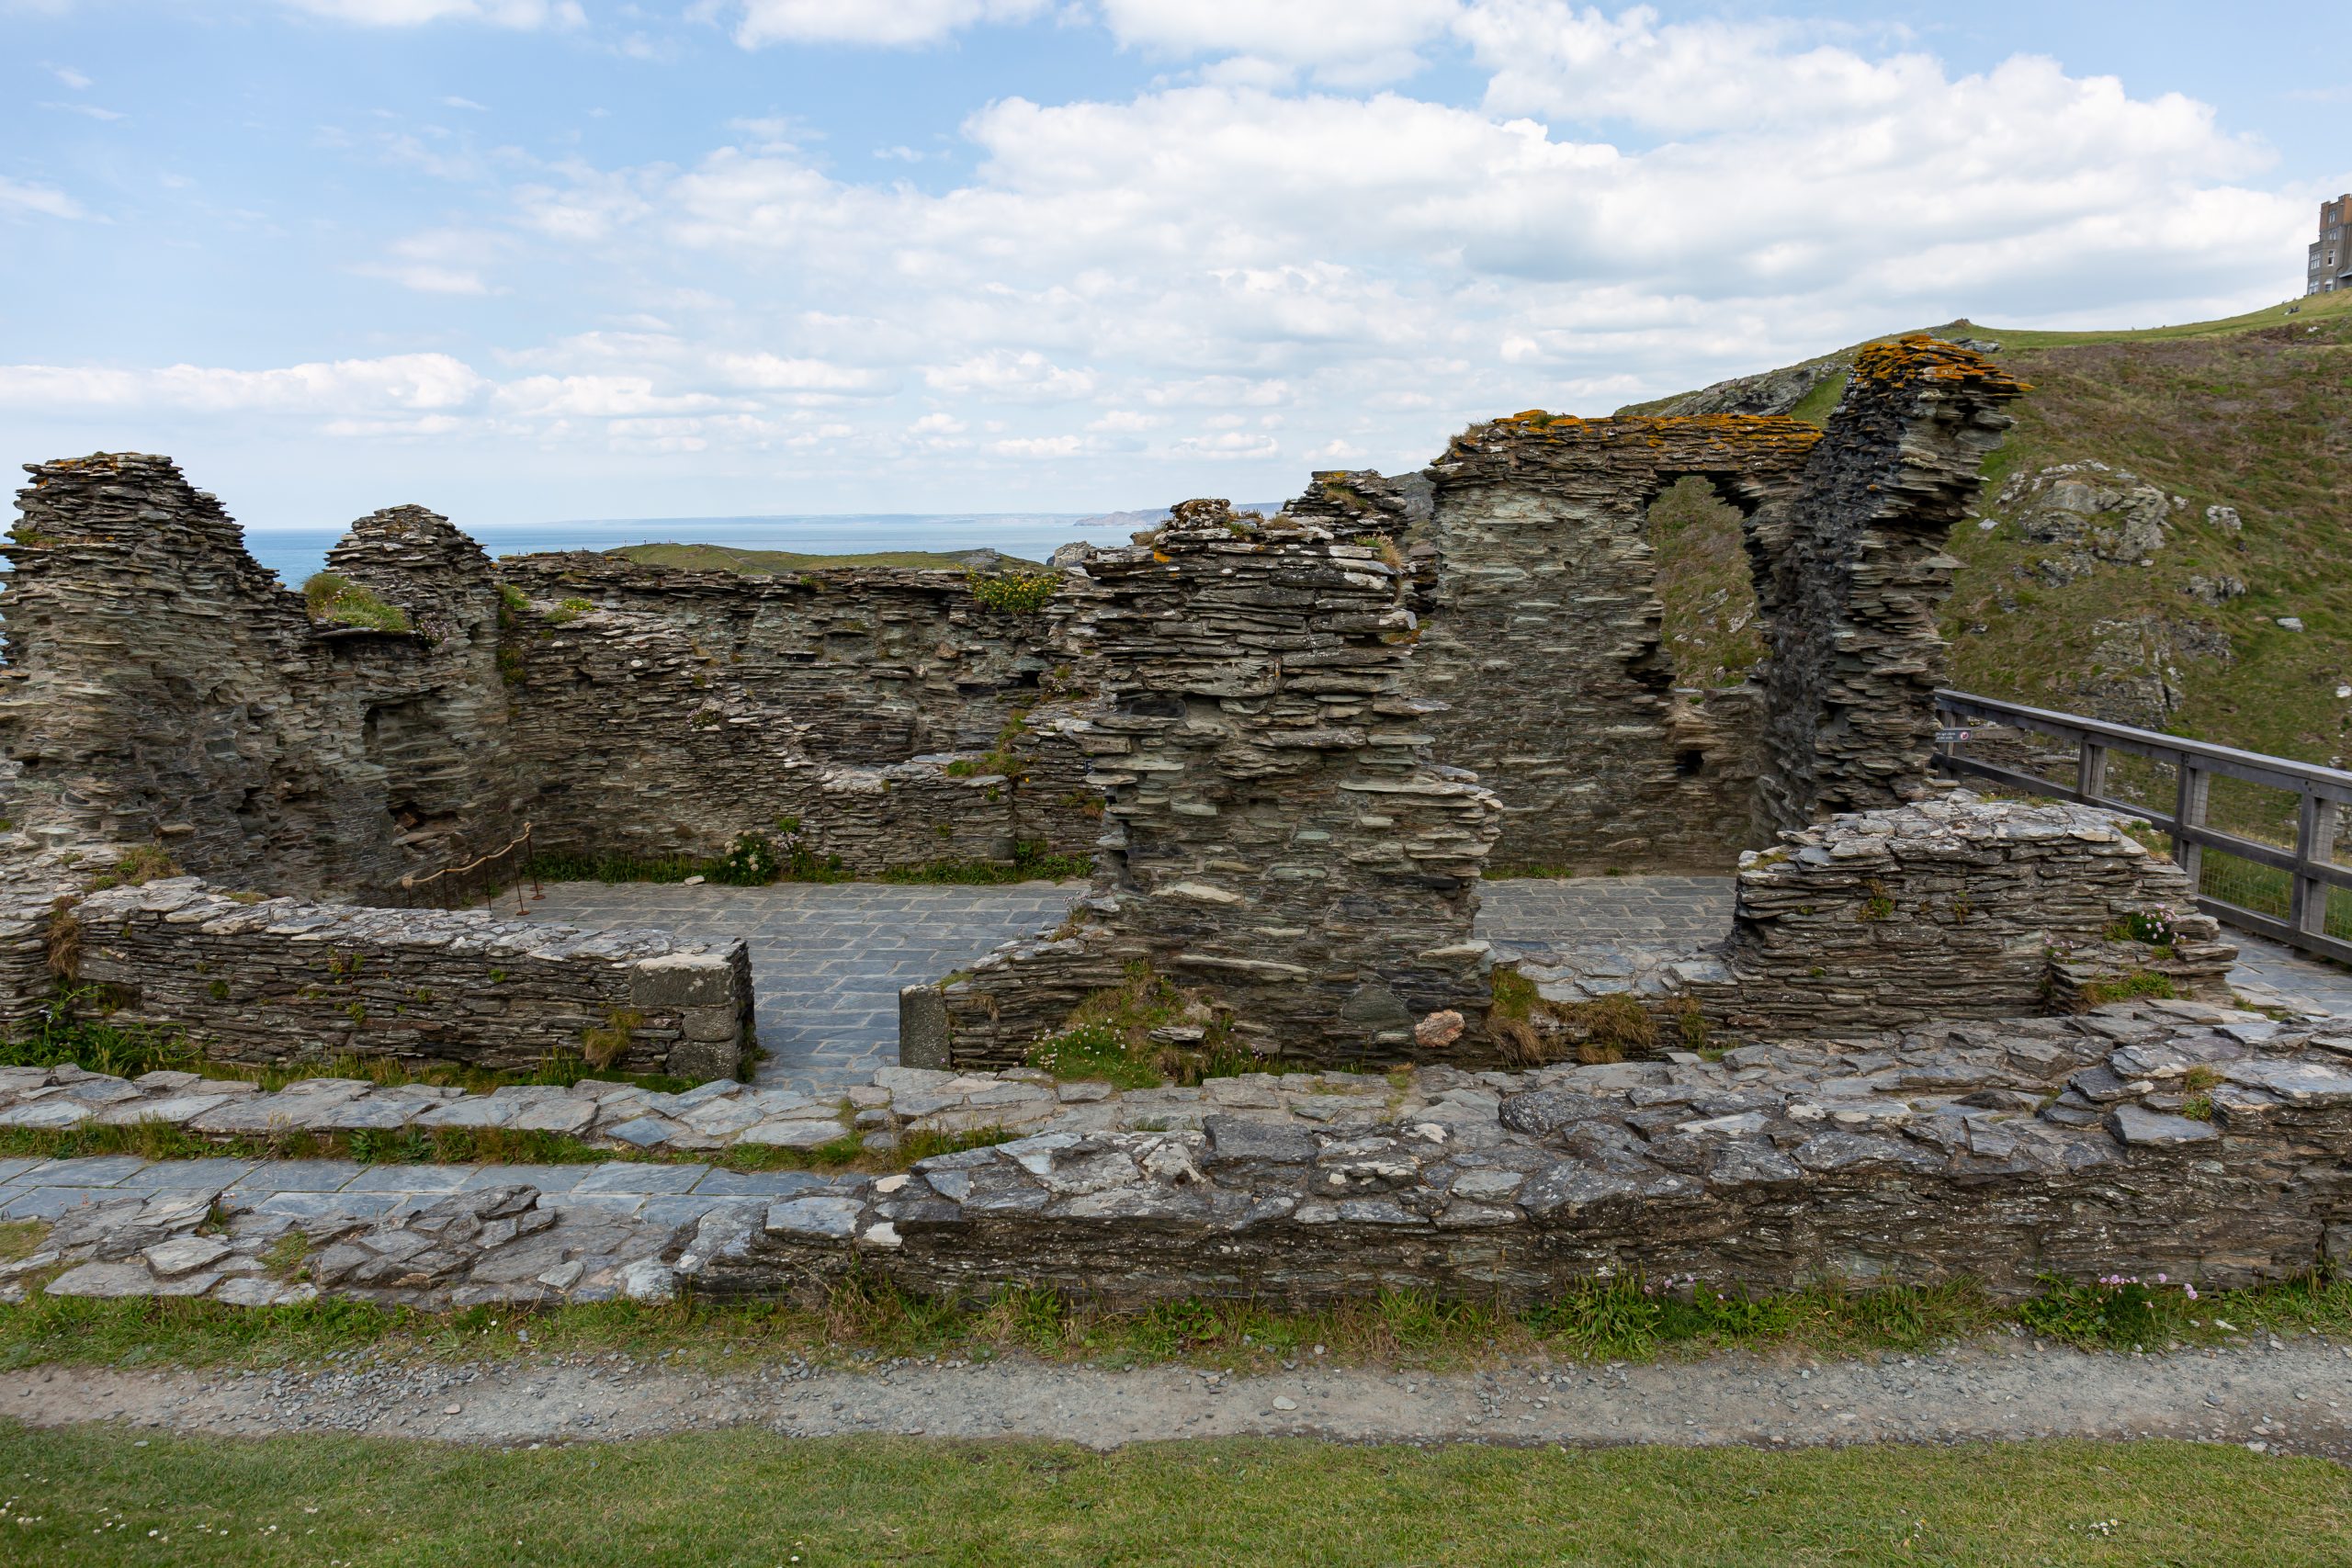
[2077,740,2109,802]
[2174,760,2209,884]
[2295,793,2342,939]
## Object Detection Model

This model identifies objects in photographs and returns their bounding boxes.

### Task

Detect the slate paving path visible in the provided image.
[525,875,2350,1094]
[528,881,1079,1094]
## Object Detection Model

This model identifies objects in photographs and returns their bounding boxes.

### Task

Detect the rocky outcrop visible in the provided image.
[73,875,753,1082]
[931,502,1501,1071]
[1984,462,2182,584]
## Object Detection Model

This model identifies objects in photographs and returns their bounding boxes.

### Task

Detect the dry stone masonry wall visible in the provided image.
[496,552,1096,874]
[927,502,1501,1071]
[74,875,753,1082]
[12,996,2351,1314]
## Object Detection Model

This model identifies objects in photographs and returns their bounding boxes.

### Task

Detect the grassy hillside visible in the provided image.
[612,542,1041,574]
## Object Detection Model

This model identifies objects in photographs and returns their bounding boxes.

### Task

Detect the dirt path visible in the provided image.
[8,1337,2352,1456]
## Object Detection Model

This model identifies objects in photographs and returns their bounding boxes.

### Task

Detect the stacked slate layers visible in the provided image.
[1718,794,2236,1033]
[496,552,1096,874]
[0,457,521,897]
[1413,414,1821,870]
[1745,337,2030,829]
[928,502,1502,1070]
[75,876,753,1082]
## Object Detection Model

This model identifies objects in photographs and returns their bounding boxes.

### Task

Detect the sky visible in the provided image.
[2,1,2346,533]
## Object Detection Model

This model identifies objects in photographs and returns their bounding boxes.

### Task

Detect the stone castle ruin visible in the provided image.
[8,334,2351,1314]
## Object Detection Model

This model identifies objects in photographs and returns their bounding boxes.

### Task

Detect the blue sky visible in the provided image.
[3,0,2346,532]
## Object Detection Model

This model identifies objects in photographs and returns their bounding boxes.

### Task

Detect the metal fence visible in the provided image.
[393,823,544,915]
[1931,690,2351,966]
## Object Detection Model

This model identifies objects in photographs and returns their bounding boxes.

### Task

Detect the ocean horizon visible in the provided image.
[236,512,1136,587]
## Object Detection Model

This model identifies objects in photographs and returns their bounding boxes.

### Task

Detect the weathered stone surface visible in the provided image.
[69,876,752,1081]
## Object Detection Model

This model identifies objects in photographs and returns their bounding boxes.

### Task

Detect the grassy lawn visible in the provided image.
[0,1425,2344,1565]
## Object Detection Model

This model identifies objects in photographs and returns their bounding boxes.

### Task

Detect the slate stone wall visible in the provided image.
[1410,415,1820,871]
[1745,338,2030,830]
[492,552,1095,874]
[74,876,752,1082]
[0,456,516,898]
[1719,795,2236,1033]
[690,1005,2352,1310]
[933,502,1501,1071]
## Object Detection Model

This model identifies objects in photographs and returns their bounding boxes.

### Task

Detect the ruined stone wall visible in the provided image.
[74,876,752,1082]
[1718,795,2234,1034]
[1408,417,1818,869]
[494,553,1096,874]
[694,1006,2352,1310]
[0,457,520,897]
[928,502,1501,1071]
[1745,339,2029,829]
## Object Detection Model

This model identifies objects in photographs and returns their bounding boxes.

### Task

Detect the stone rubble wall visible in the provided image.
[1718,795,2235,1035]
[484,552,1099,875]
[71,876,753,1082]
[1746,339,2030,830]
[0,456,519,897]
[689,1000,2352,1310]
[10,998,2349,1313]
[932,501,1502,1072]
[1411,416,1821,871]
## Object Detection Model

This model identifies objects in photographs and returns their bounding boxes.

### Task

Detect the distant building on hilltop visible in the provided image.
[2312,196,2350,295]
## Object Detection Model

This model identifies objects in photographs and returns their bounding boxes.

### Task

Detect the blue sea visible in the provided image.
[240,513,1136,586]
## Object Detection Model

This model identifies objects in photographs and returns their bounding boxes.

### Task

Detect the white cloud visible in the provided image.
[923,351,1098,401]
[442,96,491,111]
[0,354,488,413]
[280,0,584,26]
[0,175,89,220]
[352,229,504,294]
[728,0,1048,48]
[1098,0,1459,83]
[44,62,93,89]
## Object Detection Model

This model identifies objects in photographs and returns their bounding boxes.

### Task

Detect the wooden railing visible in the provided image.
[1931,690,2351,966]
[394,823,544,915]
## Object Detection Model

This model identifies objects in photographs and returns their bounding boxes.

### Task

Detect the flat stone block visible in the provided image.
[226,1159,368,1193]
[250,1191,400,1223]
[460,1164,595,1194]
[340,1166,475,1193]
[572,1162,708,1196]
[119,1158,264,1190]
[691,1168,833,1198]
[0,1157,50,1185]
[630,951,738,1009]
[1,1186,111,1220]
[27,1155,151,1188]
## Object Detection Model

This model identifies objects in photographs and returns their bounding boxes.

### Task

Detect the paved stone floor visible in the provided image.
[528,874,2352,1093]
[530,881,1077,1093]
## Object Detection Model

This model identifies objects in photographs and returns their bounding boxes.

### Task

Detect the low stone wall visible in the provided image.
[1718,794,2234,1034]
[73,877,753,1082]
[12,998,2349,1314]
[686,1000,2352,1309]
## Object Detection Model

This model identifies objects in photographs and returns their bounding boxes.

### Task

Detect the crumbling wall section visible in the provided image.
[494,553,1094,874]
[1746,339,2029,829]
[1408,417,1818,870]
[0,458,519,897]
[75,875,753,1082]
[931,502,1501,1072]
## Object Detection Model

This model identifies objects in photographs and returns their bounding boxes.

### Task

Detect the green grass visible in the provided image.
[612,542,1042,574]
[5,1272,2346,1380]
[298,571,411,634]
[1,1426,2346,1566]
[1647,475,1764,690]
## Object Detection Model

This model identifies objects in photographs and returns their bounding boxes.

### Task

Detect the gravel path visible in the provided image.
[10,1339,2352,1457]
